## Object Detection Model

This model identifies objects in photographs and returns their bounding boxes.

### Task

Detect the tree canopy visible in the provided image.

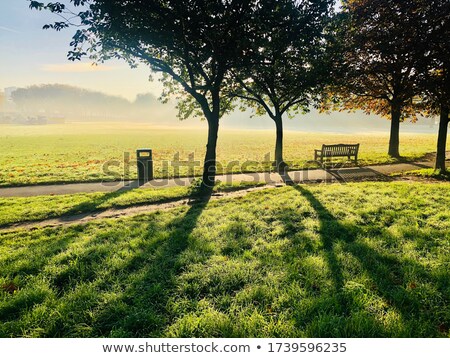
[414,0,450,171]
[328,0,428,157]
[231,0,334,168]
[30,0,270,187]
[28,0,449,174]
[416,0,450,115]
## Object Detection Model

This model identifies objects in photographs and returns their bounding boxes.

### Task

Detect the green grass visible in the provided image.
[0,186,190,228]
[0,180,263,228]
[1,182,449,337]
[397,168,450,181]
[0,122,443,186]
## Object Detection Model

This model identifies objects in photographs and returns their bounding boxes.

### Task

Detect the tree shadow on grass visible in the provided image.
[0,188,211,337]
[280,175,346,294]
[0,228,81,278]
[59,196,121,222]
[59,181,145,222]
[0,184,143,229]
[325,167,393,183]
[43,180,186,225]
[0,228,84,324]
[284,182,449,337]
[91,196,211,337]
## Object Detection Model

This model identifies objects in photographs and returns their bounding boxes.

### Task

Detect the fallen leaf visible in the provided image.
[1,282,18,294]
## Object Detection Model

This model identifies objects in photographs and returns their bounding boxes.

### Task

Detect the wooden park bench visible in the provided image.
[314,144,360,164]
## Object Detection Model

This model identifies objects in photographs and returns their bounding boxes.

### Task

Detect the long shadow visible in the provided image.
[59,191,133,222]
[292,186,347,302]
[0,229,82,323]
[0,190,134,230]
[279,164,392,185]
[282,180,449,336]
[325,167,393,183]
[1,187,211,337]
[115,179,141,191]
[276,172,351,328]
[44,179,185,225]
[0,181,144,229]
[89,190,212,337]
[406,162,433,169]
[59,180,141,222]
[50,179,216,224]
[0,228,80,276]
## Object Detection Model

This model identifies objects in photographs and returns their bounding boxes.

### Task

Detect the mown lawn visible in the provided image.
[0,122,442,186]
[0,181,262,227]
[0,182,449,337]
[399,169,450,181]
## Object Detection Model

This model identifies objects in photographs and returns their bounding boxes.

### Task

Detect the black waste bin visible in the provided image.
[137,149,153,185]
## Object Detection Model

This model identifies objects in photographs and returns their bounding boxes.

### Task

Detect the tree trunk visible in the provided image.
[273,114,284,171]
[201,113,220,189]
[388,104,401,158]
[435,105,449,172]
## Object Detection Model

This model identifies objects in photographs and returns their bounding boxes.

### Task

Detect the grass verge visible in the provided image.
[0,123,442,186]
[0,181,263,228]
[395,168,450,181]
[1,182,449,337]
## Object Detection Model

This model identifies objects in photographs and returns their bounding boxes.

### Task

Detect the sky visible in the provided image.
[0,1,343,102]
[0,0,163,101]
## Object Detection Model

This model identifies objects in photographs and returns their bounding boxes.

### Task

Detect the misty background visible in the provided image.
[0,83,437,133]
[0,1,438,134]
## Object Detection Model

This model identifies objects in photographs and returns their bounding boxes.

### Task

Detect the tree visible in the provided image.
[231,0,334,170]
[11,84,130,116]
[29,0,265,187]
[415,0,450,172]
[331,0,426,158]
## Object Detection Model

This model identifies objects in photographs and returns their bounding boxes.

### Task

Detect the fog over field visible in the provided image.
[0,84,437,134]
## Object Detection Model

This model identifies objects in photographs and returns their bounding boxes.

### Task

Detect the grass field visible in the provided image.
[1,182,449,337]
[0,181,262,228]
[0,122,444,186]
[0,185,191,227]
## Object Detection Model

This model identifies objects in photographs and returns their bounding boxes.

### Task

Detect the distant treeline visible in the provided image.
[4,83,436,132]
[9,84,174,122]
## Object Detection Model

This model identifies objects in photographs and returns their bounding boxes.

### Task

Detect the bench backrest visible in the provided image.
[322,144,359,156]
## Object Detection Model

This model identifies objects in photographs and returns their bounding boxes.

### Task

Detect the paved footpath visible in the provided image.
[0,161,436,198]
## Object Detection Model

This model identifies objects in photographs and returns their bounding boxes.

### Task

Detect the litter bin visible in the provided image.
[137,149,153,185]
